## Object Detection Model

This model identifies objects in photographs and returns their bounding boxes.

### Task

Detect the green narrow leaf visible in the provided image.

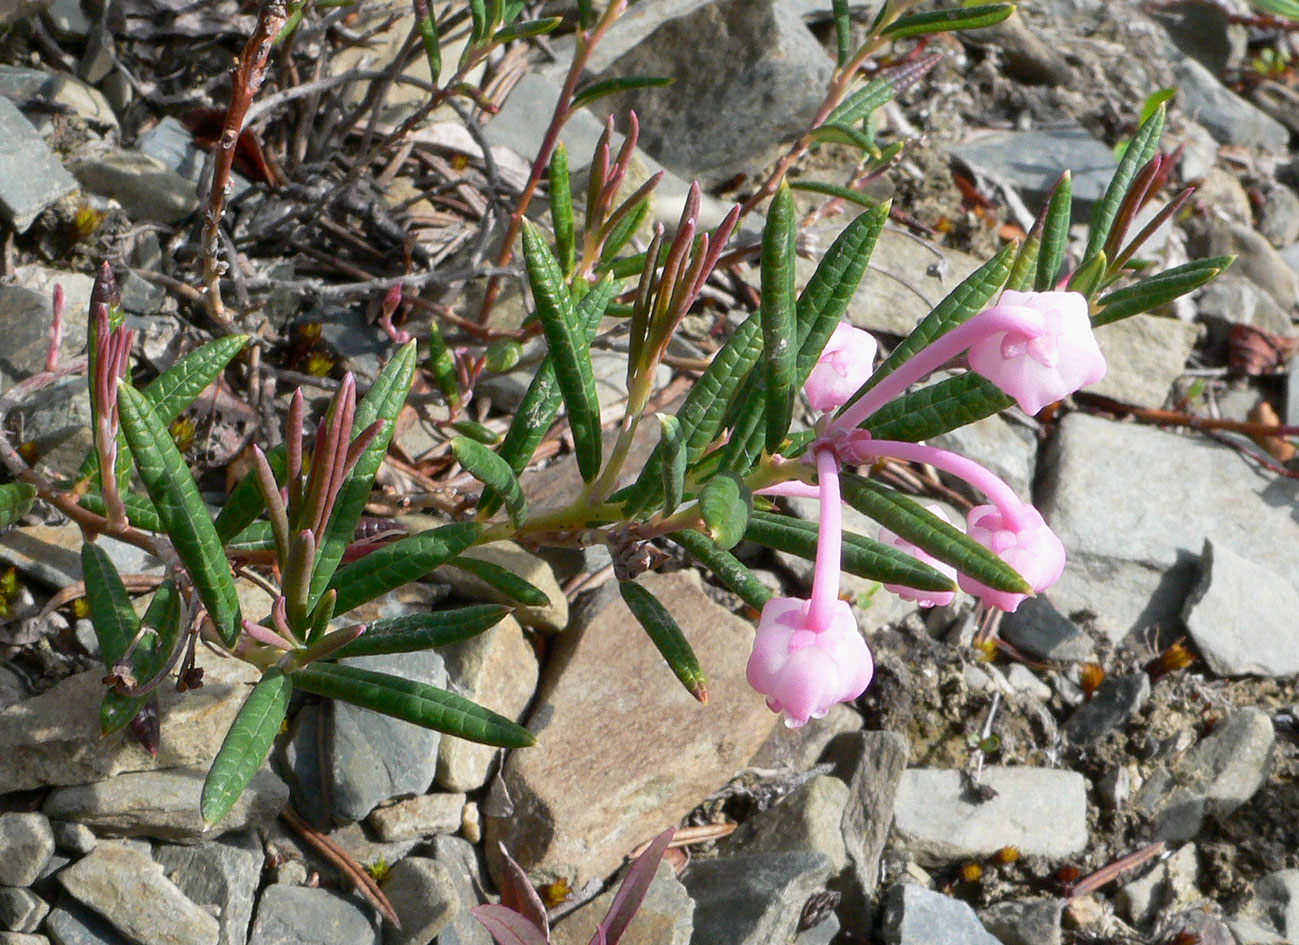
[669,529,773,612]
[1067,249,1107,297]
[806,124,880,154]
[468,0,488,43]
[1035,172,1073,291]
[1005,233,1040,293]
[483,275,616,515]
[444,557,549,607]
[292,662,535,747]
[760,182,798,454]
[571,76,672,111]
[0,482,35,529]
[215,444,287,545]
[658,414,686,515]
[824,76,894,127]
[328,521,482,615]
[619,581,706,703]
[78,491,166,534]
[491,15,561,42]
[1093,256,1232,326]
[832,0,852,64]
[117,383,242,644]
[549,144,575,276]
[880,2,1014,39]
[307,341,417,612]
[454,437,526,527]
[328,605,509,659]
[143,335,250,425]
[101,580,181,735]
[745,510,956,592]
[862,372,1013,442]
[522,221,602,482]
[81,542,139,669]
[201,669,291,827]
[415,0,441,81]
[839,474,1031,594]
[596,201,651,273]
[698,472,751,551]
[428,321,461,406]
[1084,104,1165,263]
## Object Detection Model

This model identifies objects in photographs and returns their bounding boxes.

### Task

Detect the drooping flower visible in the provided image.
[746,596,874,728]
[879,505,961,608]
[805,322,878,413]
[958,502,1066,612]
[966,290,1106,417]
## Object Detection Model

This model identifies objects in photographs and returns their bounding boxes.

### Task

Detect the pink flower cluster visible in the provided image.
[746,290,1103,727]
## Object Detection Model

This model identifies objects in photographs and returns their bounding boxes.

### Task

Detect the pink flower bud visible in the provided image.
[957,502,1066,613]
[804,322,878,413]
[746,596,874,728]
[879,505,960,608]
[966,290,1106,416]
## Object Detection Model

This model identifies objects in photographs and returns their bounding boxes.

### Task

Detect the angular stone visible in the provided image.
[1183,540,1299,677]
[50,822,96,855]
[154,832,264,945]
[1038,413,1299,641]
[1244,870,1299,941]
[1115,843,1201,928]
[881,884,1001,945]
[980,898,1064,945]
[1089,316,1199,408]
[433,540,566,632]
[1201,220,1299,310]
[893,767,1087,865]
[16,376,93,476]
[552,861,693,945]
[43,761,288,843]
[1174,56,1290,153]
[44,897,128,945]
[486,570,780,885]
[727,776,849,871]
[246,886,379,945]
[0,888,49,934]
[58,842,219,945]
[380,857,457,945]
[0,813,55,886]
[1063,672,1151,746]
[952,127,1117,211]
[0,66,116,131]
[0,527,161,592]
[70,149,199,224]
[0,286,89,389]
[999,597,1095,662]
[367,792,465,843]
[0,933,51,945]
[1195,275,1294,340]
[684,851,832,945]
[136,117,249,198]
[0,97,79,231]
[424,836,491,945]
[827,730,908,913]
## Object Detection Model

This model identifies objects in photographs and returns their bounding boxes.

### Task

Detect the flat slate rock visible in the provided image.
[246,886,379,945]
[893,767,1087,865]
[0,96,78,231]
[684,851,833,945]
[1089,315,1200,409]
[485,570,780,886]
[154,831,264,945]
[0,812,54,886]
[881,884,1001,945]
[1063,672,1151,746]
[952,126,1117,210]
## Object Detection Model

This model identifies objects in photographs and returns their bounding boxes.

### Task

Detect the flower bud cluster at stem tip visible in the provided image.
[746,291,1103,727]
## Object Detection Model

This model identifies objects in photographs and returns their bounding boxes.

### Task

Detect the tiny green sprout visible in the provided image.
[366,856,389,881]
[484,338,523,373]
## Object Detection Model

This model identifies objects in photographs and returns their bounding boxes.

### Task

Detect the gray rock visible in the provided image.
[1183,540,1299,677]
[246,886,380,945]
[277,701,330,828]
[58,842,219,945]
[379,857,457,945]
[0,283,89,391]
[329,649,446,822]
[551,861,692,945]
[43,762,288,843]
[0,889,49,934]
[1115,844,1201,928]
[1195,275,1294,340]
[1063,672,1151,746]
[1149,1,1247,72]
[1258,185,1299,248]
[999,597,1094,662]
[0,814,55,886]
[930,414,1035,501]
[136,118,251,199]
[584,0,831,187]
[1174,56,1290,153]
[311,307,391,381]
[0,97,79,231]
[893,767,1087,865]
[70,150,199,225]
[1038,413,1299,642]
[979,898,1064,945]
[50,822,96,856]
[881,884,1001,945]
[827,730,909,914]
[0,526,161,593]
[15,376,93,477]
[684,851,833,945]
[1198,219,1299,310]
[367,792,465,843]
[42,0,89,40]
[0,66,116,131]
[154,832,264,945]
[727,775,849,870]
[1004,664,1053,703]
[425,836,490,945]
[1244,870,1299,941]
[952,127,1117,211]
[1089,316,1199,408]
[0,933,52,945]
[795,912,839,945]
[45,897,129,945]
[0,0,52,25]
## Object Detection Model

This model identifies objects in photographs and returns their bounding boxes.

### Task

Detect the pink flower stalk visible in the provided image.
[832,290,1105,431]
[746,596,874,727]
[804,322,878,413]
[957,503,1065,612]
[879,505,960,608]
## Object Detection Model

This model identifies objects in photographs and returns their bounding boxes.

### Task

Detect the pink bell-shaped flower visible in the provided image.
[966,290,1106,416]
[879,505,960,608]
[804,322,878,413]
[957,502,1066,612]
[746,596,874,728]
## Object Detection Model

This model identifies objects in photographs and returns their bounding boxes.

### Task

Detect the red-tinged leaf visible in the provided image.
[596,828,675,945]
[497,844,548,940]
[471,904,551,945]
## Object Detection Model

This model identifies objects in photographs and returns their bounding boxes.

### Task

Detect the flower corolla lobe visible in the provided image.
[805,322,878,413]
[958,502,1066,612]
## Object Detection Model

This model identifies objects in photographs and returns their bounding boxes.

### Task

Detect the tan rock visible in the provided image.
[485,570,780,886]
[434,540,567,632]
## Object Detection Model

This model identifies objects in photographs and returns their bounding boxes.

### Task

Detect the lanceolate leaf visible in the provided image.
[601,828,676,945]
[0,482,35,529]
[444,557,550,607]
[1006,233,1040,293]
[832,0,852,65]
[698,472,751,551]
[863,372,1013,443]
[81,542,139,670]
[144,335,250,424]
[328,521,482,615]
[825,76,893,127]
[102,579,181,735]
[79,491,165,533]
[201,669,291,827]
[522,221,602,482]
[571,75,672,111]
[745,510,956,592]
[1093,256,1232,327]
[839,474,1031,594]
[760,183,798,454]
[669,529,773,611]
[454,437,527,527]
[1035,172,1072,291]
[491,15,561,42]
[619,581,706,703]
[549,144,575,276]
[471,904,550,945]
[292,662,535,747]
[658,414,686,515]
[117,383,242,644]
[1084,105,1166,263]
[329,605,509,659]
[880,2,1013,39]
